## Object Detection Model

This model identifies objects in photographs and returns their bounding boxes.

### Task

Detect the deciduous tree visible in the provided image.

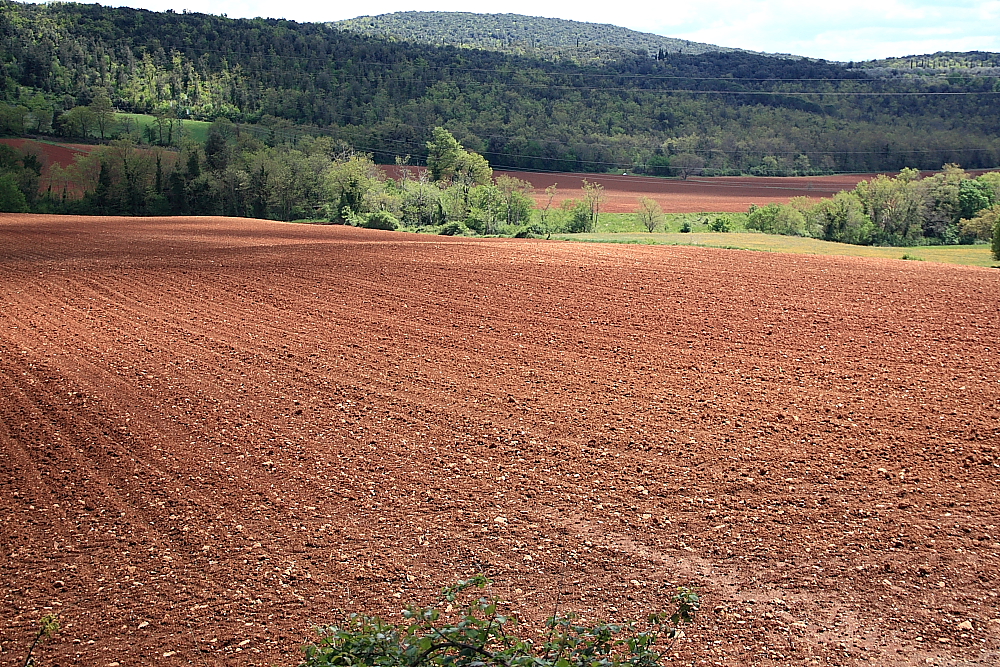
[672,153,704,180]
[537,184,558,237]
[323,153,385,220]
[61,106,97,139]
[636,196,663,232]
[495,175,533,226]
[854,172,922,245]
[960,204,1000,243]
[426,127,463,182]
[581,179,604,232]
[90,93,116,140]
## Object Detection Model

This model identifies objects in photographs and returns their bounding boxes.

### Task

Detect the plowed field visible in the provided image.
[382,167,887,213]
[0,138,95,196]
[499,171,875,213]
[2,214,999,667]
[0,138,94,171]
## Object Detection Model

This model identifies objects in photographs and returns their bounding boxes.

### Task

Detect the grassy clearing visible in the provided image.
[117,113,211,143]
[551,230,997,268]
[544,211,748,234]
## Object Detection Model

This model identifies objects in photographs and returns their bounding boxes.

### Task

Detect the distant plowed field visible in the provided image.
[0,138,94,192]
[385,166,886,213]
[500,171,876,213]
[2,214,999,666]
[0,138,176,197]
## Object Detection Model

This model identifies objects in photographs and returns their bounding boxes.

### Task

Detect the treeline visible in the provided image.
[0,90,151,141]
[743,166,1000,248]
[2,3,1000,175]
[10,124,540,235]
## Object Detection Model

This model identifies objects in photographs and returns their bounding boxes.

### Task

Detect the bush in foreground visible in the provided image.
[302,575,699,667]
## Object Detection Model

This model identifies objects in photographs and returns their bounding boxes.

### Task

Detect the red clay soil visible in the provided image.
[0,138,94,171]
[496,171,878,213]
[0,138,96,197]
[1,214,999,667]
[383,166,884,213]
[0,139,180,197]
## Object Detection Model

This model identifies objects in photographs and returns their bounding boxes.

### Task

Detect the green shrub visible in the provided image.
[679,220,692,233]
[302,576,699,667]
[564,200,593,233]
[439,221,467,236]
[992,215,1000,261]
[707,216,731,233]
[363,210,400,231]
[0,173,28,213]
[513,223,545,238]
[746,203,809,236]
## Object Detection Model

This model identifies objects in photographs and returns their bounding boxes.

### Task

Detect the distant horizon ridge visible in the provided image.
[332,9,999,63]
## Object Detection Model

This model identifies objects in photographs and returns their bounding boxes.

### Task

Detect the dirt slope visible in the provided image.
[1,214,999,666]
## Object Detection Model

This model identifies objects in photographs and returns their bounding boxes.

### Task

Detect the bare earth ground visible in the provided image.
[1,214,999,667]
[497,171,876,213]
[0,139,94,193]
[384,167,888,213]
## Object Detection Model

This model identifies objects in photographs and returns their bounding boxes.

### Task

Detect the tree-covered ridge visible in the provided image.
[856,51,1000,75]
[331,11,753,59]
[2,2,1000,175]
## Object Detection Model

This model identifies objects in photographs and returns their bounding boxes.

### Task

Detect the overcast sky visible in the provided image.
[79,0,1000,61]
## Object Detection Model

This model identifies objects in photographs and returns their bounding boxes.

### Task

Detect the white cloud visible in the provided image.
[641,0,1000,59]
[83,0,1000,60]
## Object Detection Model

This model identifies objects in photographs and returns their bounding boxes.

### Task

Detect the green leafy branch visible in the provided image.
[302,576,699,667]
[22,614,60,667]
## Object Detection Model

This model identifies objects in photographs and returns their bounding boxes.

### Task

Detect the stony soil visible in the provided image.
[1,214,999,667]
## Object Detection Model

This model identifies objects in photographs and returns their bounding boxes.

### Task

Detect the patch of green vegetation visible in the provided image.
[118,113,211,143]
[588,212,646,233]
[547,211,749,235]
[551,230,996,267]
[21,613,60,667]
[303,575,700,667]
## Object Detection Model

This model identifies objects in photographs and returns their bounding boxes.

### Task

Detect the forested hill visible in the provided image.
[331,12,758,59]
[2,2,1000,174]
[853,51,1000,76]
